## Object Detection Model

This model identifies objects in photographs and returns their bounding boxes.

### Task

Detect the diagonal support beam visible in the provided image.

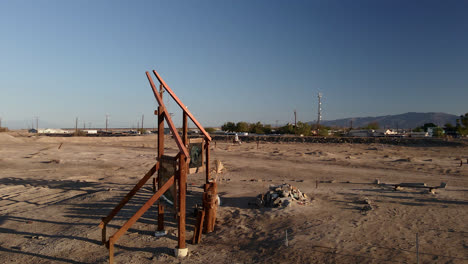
[146,72,190,158]
[152,70,212,141]
[109,175,175,243]
[99,162,159,229]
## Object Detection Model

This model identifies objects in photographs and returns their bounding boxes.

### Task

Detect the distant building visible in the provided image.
[28,128,37,133]
[348,130,372,137]
[409,132,429,138]
[84,130,98,134]
[38,128,70,134]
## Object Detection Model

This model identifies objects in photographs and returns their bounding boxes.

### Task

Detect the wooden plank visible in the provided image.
[183,113,188,147]
[108,241,114,264]
[192,209,205,244]
[99,163,158,228]
[146,72,189,158]
[157,203,164,231]
[152,70,212,141]
[205,140,210,183]
[178,153,187,249]
[101,219,106,245]
[110,175,175,242]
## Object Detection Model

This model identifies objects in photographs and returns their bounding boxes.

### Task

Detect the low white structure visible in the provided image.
[84,130,98,134]
[348,130,372,137]
[38,128,70,134]
[409,132,429,138]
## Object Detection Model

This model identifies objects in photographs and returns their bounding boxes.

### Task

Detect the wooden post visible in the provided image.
[157,87,165,231]
[203,182,217,233]
[183,113,188,147]
[178,154,187,250]
[157,204,164,231]
[108,241,114,264]
[205,140,210,183]
[101,219,107,245]
[191,210,205,244]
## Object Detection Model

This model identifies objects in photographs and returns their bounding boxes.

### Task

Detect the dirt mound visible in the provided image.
[0,133,24,143]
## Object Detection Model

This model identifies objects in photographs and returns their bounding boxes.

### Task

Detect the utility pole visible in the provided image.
[83,121,86,130]
[105,114,109,132]
[141,114,144,131]
[75,117,78,134]
[294,110,297,135]
[35,116,39,131]
[317,93,322,128]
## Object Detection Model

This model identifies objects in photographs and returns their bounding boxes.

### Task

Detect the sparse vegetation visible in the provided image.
[205,127,216,133]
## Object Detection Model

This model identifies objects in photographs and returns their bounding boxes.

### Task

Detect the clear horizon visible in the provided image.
[1,1,467,129]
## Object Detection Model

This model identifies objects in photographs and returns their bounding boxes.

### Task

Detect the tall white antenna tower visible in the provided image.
[317,93,322,127]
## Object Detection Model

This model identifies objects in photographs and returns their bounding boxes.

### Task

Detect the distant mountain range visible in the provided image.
[317,112,459,129]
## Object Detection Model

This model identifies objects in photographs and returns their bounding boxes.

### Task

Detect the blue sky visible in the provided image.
[0,0,467,129]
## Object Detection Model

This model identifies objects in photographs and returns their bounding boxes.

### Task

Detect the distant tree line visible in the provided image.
[221,121,331,136]
[411,113,468,137]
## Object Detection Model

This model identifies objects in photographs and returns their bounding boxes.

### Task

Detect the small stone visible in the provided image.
[374,179,380,185]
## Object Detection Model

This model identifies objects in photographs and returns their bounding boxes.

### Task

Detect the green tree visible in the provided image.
[457,113,468,136]
[236,122,249,132]
[296,122,312,136]
[249,122,265,134]
[443,123,456,132]
[422,123,437,131]
[278,124,295,134]
[222,122,236,132]
[205,127,216,134]
[432,127,444,137]
[263,124,272,134]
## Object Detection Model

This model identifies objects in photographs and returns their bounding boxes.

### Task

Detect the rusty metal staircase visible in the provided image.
[98,70,214,263]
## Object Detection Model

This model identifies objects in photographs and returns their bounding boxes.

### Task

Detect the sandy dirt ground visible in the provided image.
[0,132,467,264]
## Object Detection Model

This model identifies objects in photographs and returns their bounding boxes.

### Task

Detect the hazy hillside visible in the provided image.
[319,112,459,129]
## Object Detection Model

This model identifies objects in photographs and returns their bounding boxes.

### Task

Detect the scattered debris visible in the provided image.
[399,183,426,187]
[394,158,412,162]
[256,184,309,208]
[394,182,446,192]
[41,159,60,164]
[320,179,335,183]
[214,160,224,173]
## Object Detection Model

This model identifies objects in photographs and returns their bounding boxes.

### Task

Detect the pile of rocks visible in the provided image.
[257,184,309,208]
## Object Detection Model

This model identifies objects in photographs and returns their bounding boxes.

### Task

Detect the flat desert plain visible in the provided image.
[0,133,467,264]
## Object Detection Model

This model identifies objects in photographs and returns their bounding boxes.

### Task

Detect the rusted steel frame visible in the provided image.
[205,139,210,183]
[178,153,187,249]
[99,163,159,232]
[152,70,212,141]
[109,175,175,243]
[146,72,189,158]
